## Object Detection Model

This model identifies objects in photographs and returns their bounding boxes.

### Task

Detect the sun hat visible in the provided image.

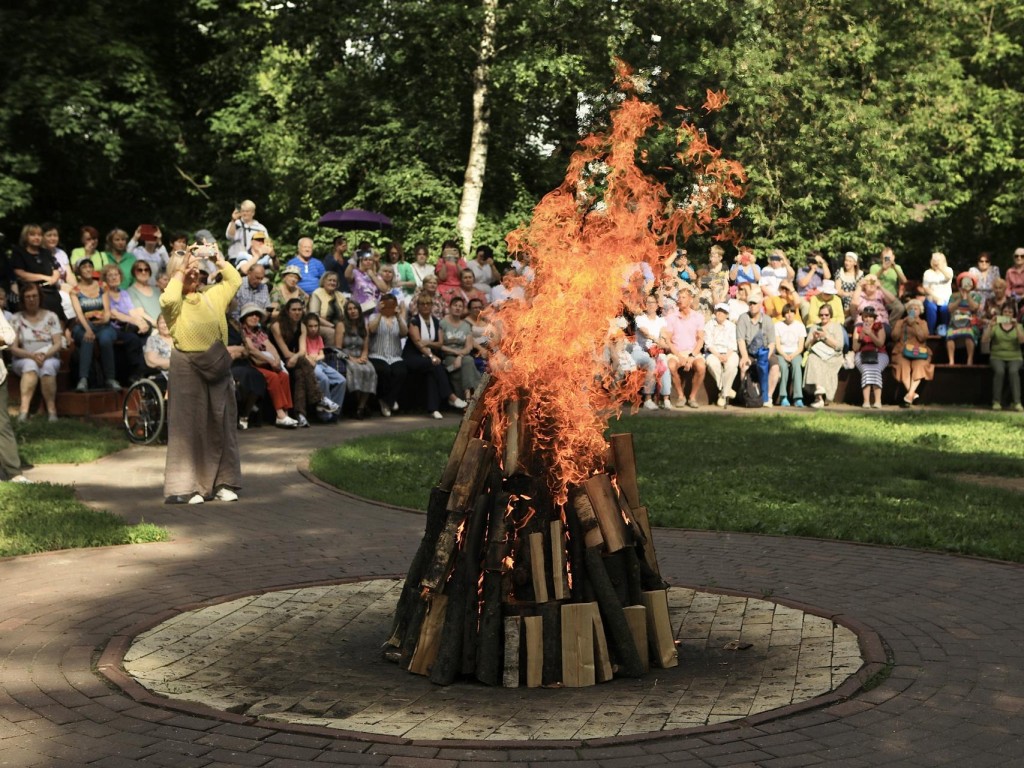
[713,302,729,313]
[239,303,266,321]
[280,265,301,277]
[819,279,838,295]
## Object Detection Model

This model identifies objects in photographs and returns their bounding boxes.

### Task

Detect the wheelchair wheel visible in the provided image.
[123,379,165,445]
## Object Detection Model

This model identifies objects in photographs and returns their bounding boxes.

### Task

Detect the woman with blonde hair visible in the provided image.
[921,252,954,335]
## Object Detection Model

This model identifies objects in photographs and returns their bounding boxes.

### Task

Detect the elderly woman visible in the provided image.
[853,305,889,409]
[10,283,62,421]
[239,304,297,428]
[921,252,954,335]
[969,251,1000,305]
[10,223,64,320]
[160,243,242,505]
[945,273,982,365]
[100,264,146,383]
[891,298,933,406]
[68,258,120,391]
[850,273,894,329]
[0,311,31,483]
[348,250,387,314]
[268,265,307,321]
[439,296,482,402]
[981,304,1024,410]
[804,304,844,408]
[409,273,446,320]
[127,259,163,329]
[308,271,344,343]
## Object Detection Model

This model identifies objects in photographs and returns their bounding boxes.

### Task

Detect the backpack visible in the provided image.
[739,369,763,408]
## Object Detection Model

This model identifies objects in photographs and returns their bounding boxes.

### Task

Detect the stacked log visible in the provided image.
[385,378,677,687]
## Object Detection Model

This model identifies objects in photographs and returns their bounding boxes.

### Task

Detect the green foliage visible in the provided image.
[313,411,1024,562]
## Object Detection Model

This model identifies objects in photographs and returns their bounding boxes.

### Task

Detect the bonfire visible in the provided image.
[385,64,745,687]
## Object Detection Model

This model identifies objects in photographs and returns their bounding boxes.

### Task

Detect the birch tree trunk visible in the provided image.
[456,0,498,254]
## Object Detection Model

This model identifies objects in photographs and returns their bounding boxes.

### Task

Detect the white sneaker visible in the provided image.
[237,417,249,430]
[658,400,672,410]
[187,493,205,505]
[643,399,658,411]
[716,395,726,408]
[215,487,238,502]
[391,402,400,413]
[431,410,443,419]
[317,398,340,414]
[275,415,299,428]
[10,475,32,484]
[450,397,468,409]
[763,400,774,409]
[297,413,310,428]
[379,401,392,417]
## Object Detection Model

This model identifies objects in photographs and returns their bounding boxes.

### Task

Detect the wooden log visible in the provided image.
[590,605,614,683]
[622,545,643,606]
[540,601,562,686]
[528,531,549,603]
[571,489,605,550]
[408,594,449,675]
[584,474,628,553]
[642,590,679,669]
[562,499,591,603]
[430,493,491,686]
[550,519,569,601]
[503,398,522,477]
[475,489,512,686]
[438,374,492,490]
[609,433,641,510]
[388,487,451,649]
[461,471,501,676]
[523,615,543,688]
[602,550,631,606]
[561,603,596,687]
[630,504,661,581]
[398,597,428,669]
[583,546,644,677]
[623,605,650,673]
[503,616,521,687]
[421,440,494,593]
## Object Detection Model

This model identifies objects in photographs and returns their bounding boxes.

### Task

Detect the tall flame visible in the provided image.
[483,62,745,506]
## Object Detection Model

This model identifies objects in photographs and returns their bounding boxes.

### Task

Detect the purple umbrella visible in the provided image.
[317,209,393,231]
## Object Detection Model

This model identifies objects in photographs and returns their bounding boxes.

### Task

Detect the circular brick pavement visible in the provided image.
[2,416,1023,766]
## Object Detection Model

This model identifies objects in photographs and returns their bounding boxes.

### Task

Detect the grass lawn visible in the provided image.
[0,418,169,558]
[309,410,1024,563]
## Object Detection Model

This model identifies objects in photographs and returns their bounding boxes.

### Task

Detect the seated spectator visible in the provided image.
[761,276,786,321]
[466,297,494,372]
[303,313,346,418]
[834,251,863,313]
[850,273,893,330]
[322,236,351,288]
[0,311,32,484]
[760,249,794,294]
[377,263,406,307]
[804,304,844,408]
[10,223,64,321]
[0,286,13,324]
[285,237,325,295]
[268,265,308,322]
[439,296,482,403]
[981,303,1024,410]
[404,294,469,419]
[10,283,62,422]
[239,304,298,428]
[127,260,162,329]
[270,298,339,427]
[235,231,278,276]
[70,226,102,269]
[41,223,75,290]
[434,241,469,305]
[660,288,705,408]
[670,248,696,286]
[410,274,447,320]
[367,294,407,417]
[803,280,845,326]
[384,241,417,297]
[969,251,1000,305]
[234,263,271,320]
[726,281,751,323]
[633,293,672,409]
[68,258,121,391]
[336,299,379,419]
[981,277,1018,325]
[410,241,434,288]
[1005,248,1024,300]
[489,268,525,308]
[467,245,499,295]
[704,302,739,408]
[143,314,173,379]
[456,268,489,308]
[100,264,146,383]
[868,247,906,320]
[729,246,761,286]
[308,271,345,343]
[795,251,831,299]
[891,299,933,406]
[737,288,780,407]
[225,315,267,430]
[698,244,730,314]
[226,200,269,263]
[921,252,954,335]
[350,250,386,315]
[98,229,136,287]
[853,305,888,409]
[946,273,982,365]
[128,225,168,276]
[774,303,806,407]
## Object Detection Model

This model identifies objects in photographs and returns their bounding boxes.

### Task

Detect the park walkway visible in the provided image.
[2,413,1023,767]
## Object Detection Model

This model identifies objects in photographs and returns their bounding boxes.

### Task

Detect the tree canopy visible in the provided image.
[1,0,1021,273]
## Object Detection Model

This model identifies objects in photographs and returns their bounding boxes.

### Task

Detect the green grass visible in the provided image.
[0,417,169,558]
[309,411,1024,562]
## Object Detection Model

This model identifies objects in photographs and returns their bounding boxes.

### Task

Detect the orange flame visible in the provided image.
[483,64,745,506]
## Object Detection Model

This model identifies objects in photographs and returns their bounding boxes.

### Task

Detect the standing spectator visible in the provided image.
[225,200,269,262]
[337,299,379,419]
[10,224,63,320]
[660,288,706,408]
[981,303,1024,410]
[853,305,889,409]
[795,250,831,299]
[322,235,350,286]
[773,303,806,407]
[737,287,780,407]
[891,299,933,406]
[868,247,906,320]
[804,304,844,408]
[367,294,408,417]
[704,302,739,408]
[969,251,1000,305]
[98,229,136,287]
[1005,248,1024,300]
[41,223,74,289]
[834,252,863,314]
[922,252,954,335]
[0,310,31,483]
[286,237,325,295]
[68,258,120,392]
[10,283,62,422]
[467,245,499,295]
[160,243,242,504]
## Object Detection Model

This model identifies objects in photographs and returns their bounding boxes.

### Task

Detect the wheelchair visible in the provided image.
[122,374,167,445]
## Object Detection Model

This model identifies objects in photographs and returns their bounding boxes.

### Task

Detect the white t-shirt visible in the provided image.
[922,268,953,305]
[774,319,807,355]
[634,314,666,350]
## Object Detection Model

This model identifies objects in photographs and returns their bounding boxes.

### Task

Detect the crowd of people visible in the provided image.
[613,244,1024,411]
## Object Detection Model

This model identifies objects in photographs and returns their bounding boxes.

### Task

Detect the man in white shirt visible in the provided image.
[225,200,269,262]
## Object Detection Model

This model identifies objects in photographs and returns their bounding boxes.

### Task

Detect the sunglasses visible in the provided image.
[134,267,151,274]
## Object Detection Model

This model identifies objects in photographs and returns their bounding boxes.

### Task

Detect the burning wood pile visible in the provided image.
[384,63,744,688]
[384,377,676,687]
